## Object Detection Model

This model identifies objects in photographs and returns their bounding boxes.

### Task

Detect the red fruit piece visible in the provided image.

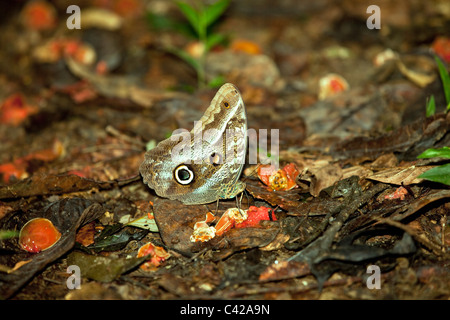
[235,206,276,229]
[0,94,37,126]
[432,36,450,64]
[21,0,57,31]
[137,242,170,271]
[258,163,300,191]
[190,212,216,242]
[215,208,247,237]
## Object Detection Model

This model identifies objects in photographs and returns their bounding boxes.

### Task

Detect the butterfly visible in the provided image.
[139,83,247,205]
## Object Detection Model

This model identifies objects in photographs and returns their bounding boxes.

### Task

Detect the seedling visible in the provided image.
[148,0,231,89]
[425,95,435,117]
[434,55,450,110]
[418,57,450,185]
[417,147,450,186]
[426,55,450,116]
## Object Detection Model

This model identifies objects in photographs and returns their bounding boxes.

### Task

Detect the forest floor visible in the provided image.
[0,0,449,301]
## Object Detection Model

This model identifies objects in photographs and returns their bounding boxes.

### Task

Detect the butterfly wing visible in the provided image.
[139,83,247,205]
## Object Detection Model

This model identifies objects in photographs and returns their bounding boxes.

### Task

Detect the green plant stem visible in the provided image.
[197,0,207,89]
[197,33,207,89]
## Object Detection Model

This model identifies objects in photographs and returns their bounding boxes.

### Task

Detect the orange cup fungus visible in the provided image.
[19,218,61,253]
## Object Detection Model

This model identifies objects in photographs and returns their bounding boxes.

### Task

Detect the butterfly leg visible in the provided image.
[215,197,220,216]
[235,194,241,211]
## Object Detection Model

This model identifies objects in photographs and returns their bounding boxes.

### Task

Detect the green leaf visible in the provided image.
[207,75,225,88]
[147,12,195,38]
[87,224,149,252]
[204,0,230,27]
[166,46,200,71]
[418,163,450,185]
[176,1,201,36]
[426,95,436,117]
[417,146,450,159]
[434,55,450,106]
[147,12,176,30]
[120,214,159,232]
[205,32,226,51]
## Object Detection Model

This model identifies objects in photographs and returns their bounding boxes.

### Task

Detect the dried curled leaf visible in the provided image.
[367,165,432,185]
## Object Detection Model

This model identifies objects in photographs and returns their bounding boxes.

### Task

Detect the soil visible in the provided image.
[0,0,449,301]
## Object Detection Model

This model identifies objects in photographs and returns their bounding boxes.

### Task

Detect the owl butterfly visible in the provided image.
[139,83,247,205]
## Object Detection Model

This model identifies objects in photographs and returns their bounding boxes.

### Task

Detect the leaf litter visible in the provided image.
[0,0,449,300]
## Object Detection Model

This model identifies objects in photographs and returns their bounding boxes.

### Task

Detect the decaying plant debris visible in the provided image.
[0,0,449,300]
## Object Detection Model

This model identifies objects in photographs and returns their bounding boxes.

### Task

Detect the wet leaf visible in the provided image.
[121,214,159,232]
[67,251,147,282]
[87,227,148,252]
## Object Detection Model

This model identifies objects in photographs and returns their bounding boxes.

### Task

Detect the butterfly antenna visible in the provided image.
[240,163,262,184]
[243,189,251,210]
[235,164,262,210]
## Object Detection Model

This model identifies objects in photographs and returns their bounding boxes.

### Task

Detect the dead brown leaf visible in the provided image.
[367,165,432,185]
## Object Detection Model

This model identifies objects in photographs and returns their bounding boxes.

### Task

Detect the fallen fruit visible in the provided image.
[21,0,57,31]
[431,36,450,64]
[215,208,247,236]
[137,242,170,271]
[235,206,277,229]
[258,163,300,191]
[19,218,61,253]
[0,93,38,126]
[318,73,349,100]
[231,39,262,55]
[190,212,216,242]
[384,186,409,201]
[190,206,277,242]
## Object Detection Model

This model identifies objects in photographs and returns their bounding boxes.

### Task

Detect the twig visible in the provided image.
[106,125,145,147]
[371,215,448,257]
[288,183,388,264]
